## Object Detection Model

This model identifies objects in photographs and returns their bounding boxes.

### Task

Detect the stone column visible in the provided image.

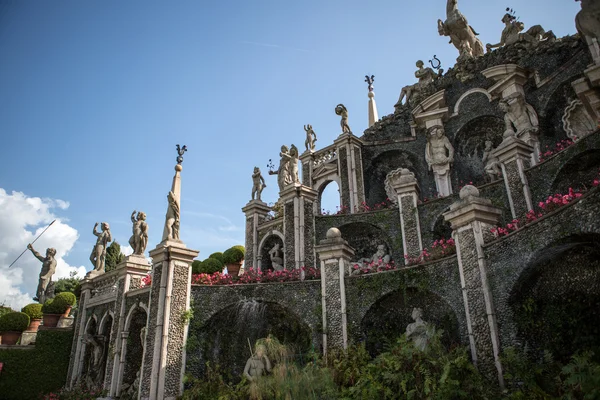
[140,243,198,400]
[385,168,423,263]
[333,133,365,213]
[280,182,318,269]
[67,280,93,387]
[242,200,271,269]
[314,228,355,356]
[444,186,504,386]
[493,136,534,219]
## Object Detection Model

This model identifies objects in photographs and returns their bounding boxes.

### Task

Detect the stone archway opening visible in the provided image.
[318,180,341,215]
[509,233,600,362]
[80,317,98,385]
[120,307,147,397]
[360,287,460,356]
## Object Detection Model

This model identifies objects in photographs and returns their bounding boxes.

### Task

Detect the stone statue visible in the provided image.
[269,145,299,191]
[499,92,540,161]
[406,308,433,351]
[129,211,149,256]
[304,124,317,152]
[269,242,284,271]
[84,334,107,387]
[289,144,299,184]
[251,167,267,201]
[352,244,391,274]
[576,0,600,65]
[425,125,455,197]
[335,104,351,134]
[27,244,57,304]
[90,222,112,273]
[486,13,555,52]
[482,141,502,182]
[164,191,180,241]
[437,0,484,61]
[243,344,272,381]
[396,60,438,107]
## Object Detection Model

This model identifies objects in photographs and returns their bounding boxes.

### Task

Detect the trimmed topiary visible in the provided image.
[222,245,245,264]
[191,260,203,274]
[0,305,13,319]
[209,252,224,264]
[42,299,56,314]
[0,311,30,333]
[200,258,224,274]
[21,303,43,320]
[51,292,76,314]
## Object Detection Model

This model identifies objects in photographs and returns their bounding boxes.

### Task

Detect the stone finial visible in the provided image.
[459,185,479,199]
[365,75,374,92]
[326,227,342,239]
[176,144,187,165]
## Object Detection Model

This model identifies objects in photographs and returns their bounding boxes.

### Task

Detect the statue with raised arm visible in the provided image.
[90,222,112,273]
[396,60,438,107]
[243,344,272,381]
[304,124,317,152]
[437,0,484,61]
[335,104,351,134]
[269,242,284,271]
[251,167,267,201]
[129,211,149,256]
[482,141,502,182]
[28,244,57,303]
[164,191,180,241]
[425,125,455,197]
[406,308,433,351]
[486,12,554,52]
[269,145,293,191]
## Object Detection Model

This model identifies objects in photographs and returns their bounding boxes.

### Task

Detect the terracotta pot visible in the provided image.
[226,262,243,277]
[42,314,62,328]
[26,318,42,333]
[62,306,72,318]
[1,331,22,345]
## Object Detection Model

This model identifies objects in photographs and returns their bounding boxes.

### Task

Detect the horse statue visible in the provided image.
[576,0,600,65]
[437,0,484,61]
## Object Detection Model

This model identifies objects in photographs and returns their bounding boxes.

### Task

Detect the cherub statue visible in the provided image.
[304,124,317,152]
[164,191,180,241]
[176,144,187,165]
[482,141,502,182]
[335,104,351,134]
[396,60,438,107]
[406,308,433,351]
[90,222,112,273]
[486,12,554,52]
[129,211,149,255]
[251,167,266,201]
[27,244,57,303]
[269,242,284,271]
[243,344,272,381]
[425,125,455,196]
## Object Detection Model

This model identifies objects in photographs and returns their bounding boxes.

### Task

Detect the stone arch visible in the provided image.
[360,286,460,355]
[429,208,452,241]
[78,315,99,385]
[118,305,148,397]
[316,178,342,215]
[188,299,313,380]
[98,310,114,335]
[539,77,581,150]
[452,115,505,187]
[338,222,394,262]
[508,233,600,362]
[452,88,492,116]
[550,149,600,195]
[257,231,285,272]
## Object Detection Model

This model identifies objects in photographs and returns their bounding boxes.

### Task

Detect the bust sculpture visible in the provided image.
[129,211,149,256]
[425,125,455,197]
[482,141,502,182]
[406,307,433,351]
[486,13,555,52]
[90,222,112,273]
[243,344,272,381]
[251,167,266,201]
[335,104,351,134]
[269,242,284,271]
[304,124,317,152]
[27,244,57,303]
[164,191,180,241]
[396,60,438,107]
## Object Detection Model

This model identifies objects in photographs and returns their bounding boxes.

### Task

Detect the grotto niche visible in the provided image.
[509,234,600,363]
[550,149,600,195]
[338,222,393,262]
[259,234,285,272]
[187,300,312,381]
[361,287,460,356]
[120,307,147,398]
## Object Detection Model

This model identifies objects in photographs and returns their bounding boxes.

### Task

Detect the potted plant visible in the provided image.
[21,303,43,332]
[42,299,61,328]
[0,311,30,345]
[53,292,77,317]
[222,245,245,277]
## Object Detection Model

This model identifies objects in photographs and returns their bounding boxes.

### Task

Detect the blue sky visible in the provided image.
[0,0,581,307]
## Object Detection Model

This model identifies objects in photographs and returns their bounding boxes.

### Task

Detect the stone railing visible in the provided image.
[313,144,337,167]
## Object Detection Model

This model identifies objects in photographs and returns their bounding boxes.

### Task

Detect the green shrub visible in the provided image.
[191,260,203,274]
[0,311,30,333]
[200,258,224,274]
[0,305,14,318]
[222,245,245,264]
[52,292,77,313]
[209,252,224,263]
[21,303,43,320]
[42,299,56,314]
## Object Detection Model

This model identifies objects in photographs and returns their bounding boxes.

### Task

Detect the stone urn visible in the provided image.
[226,262,243,277]
[1,331,21,345]
[42,314,61,328]
[26,318,42,333]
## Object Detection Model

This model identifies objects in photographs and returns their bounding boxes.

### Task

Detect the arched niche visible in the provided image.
[539,79,581,149]
[550,149,600,194]
[509,233,600,362]
[258,233,285,272]
[119,306,148,397]
[361,287,460,356]
[338,222,392,262]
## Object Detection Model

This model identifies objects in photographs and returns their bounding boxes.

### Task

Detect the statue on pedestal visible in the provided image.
[425,125,455,197]
[243,344,272,381]
[269,145,299,191]
[304,124,317,152]
[251,167,267,201]
[90,222,112,273]
[27,244,57,304]
[486,12,555,52]
[499,93,540,161]
[396,60,438,107]
[164,191,180,241]
[437,0,484,61]
[482,141,502,182]
[406,308,433,351]
[335,104,351,134]
[129,211,149,256]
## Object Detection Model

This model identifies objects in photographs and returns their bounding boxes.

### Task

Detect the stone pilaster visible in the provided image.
[444,186,504,386]
[384,168,423,263]
[280,183,318,269]
[493,136,534,219]
[140,243,198,400]
[242,200,271,269]
[314,228,355,356]
[333,133,365,213]
[299,151,315,187]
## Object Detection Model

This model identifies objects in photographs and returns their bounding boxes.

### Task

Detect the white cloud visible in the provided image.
[120,244,134,257]
[0,188,85,310]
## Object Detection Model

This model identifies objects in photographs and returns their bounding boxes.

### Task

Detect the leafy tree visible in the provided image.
[192,260,203,274]
[105,241,125,272]
[54,271,81,298]
[209,252,224,264]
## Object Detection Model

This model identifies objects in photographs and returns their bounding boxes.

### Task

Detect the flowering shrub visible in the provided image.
[40,384,104,400]
[539,139,575,162]
[192,266,321,286]
[141,273,152,287]
[321,199,395,216]
[404,238,456,265]
[350,260,397,275]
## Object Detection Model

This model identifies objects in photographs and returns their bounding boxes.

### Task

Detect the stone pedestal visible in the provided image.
[20,331,37,346]
[314,228,355,356]
[572,64,600,122]
[242,200,271,269]
[139,243,198,400]
[493,136,534,219]
[280,183,318,269]
[385,168,423,263]
[333,133,365,213]
[57,315,74,328]
[444,186,504,386]
[299,151,316,187]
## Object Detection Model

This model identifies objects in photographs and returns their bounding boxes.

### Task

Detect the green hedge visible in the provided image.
[209,252,224,263]
[22,303,43,320]
[0,328,73,399]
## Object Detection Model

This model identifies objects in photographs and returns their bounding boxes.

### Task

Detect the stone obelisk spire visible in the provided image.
[161,144,187,244]
[365,74,379,127]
